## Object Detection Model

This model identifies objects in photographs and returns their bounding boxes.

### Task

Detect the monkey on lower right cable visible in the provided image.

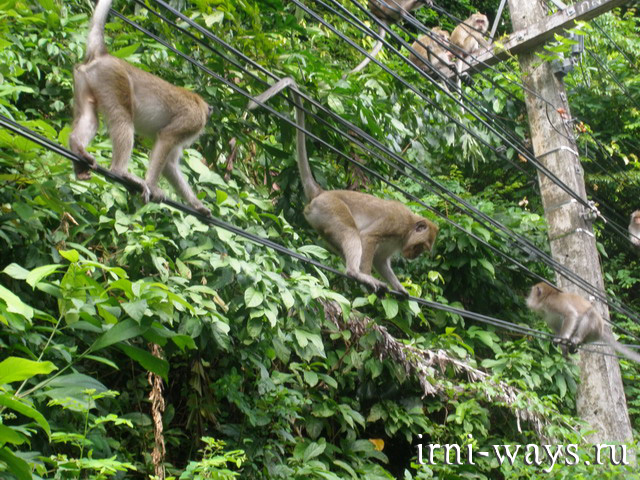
[526,282,640,363]
[247,78,439,296]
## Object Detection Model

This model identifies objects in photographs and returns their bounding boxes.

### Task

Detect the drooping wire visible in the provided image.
[3,114,635,360]
[0,114,556,343]
[132,0,640,340]
[280,0,640,330]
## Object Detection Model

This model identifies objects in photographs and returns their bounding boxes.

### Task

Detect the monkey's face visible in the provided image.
[633,212,640,225]
[402,220,438,259]
[473,13,489,32]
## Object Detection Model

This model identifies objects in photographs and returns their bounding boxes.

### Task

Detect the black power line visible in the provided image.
[117,0,640,340]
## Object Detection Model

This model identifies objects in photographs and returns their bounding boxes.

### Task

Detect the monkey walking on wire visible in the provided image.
[247,78,439,295]
[527,282,640,363]
[69,0,212,216]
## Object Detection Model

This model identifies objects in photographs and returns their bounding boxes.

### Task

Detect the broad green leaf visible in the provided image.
[58,249,80,263]
[0,286,33,320]
[0,424,27,446]
[118,344,169,381]
[122,300,148,321]
[0,447,32,480]
[0,395,50,437]
[381,299,399,319]
[89,318,150,352]
[304,371,319,387]
[170,335,196,351]
[0,358,57,384]
[112,43,140,59]
[2,264,29,280]
[25,265,59,288]
[478,258,495,276]
[303,441,326,462]
[280,289,295,310]
[244,287,263,308]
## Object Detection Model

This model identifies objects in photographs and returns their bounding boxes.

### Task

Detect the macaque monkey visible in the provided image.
[629,210,640,247]
[408,28,454,77]
[247,78,438,295]
[69,0,212,216]
[449,12,490,74]
[527,282,640,363]
[348,0,432,76]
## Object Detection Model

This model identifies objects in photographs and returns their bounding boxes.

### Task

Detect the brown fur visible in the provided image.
[248,78,439,295]
[368,0,428,23]
[527,282,640,362]
[408,28,453,75]
[629,210,640,247]
[450,12,490,71]
[69,0,211,216]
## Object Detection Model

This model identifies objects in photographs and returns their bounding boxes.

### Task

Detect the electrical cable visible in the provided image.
[0,114,564,344]
[592,19,637,70]
[280,0,640,331]
[4,114,635,360]
[129,1,640,340]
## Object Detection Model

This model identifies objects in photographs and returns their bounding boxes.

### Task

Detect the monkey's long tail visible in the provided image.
[85,0,112,62]
[611,340,640,364]
[246,78,323,202]
[347,27,386,76]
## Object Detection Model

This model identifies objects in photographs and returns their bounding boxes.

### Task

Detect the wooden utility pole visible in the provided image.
[507,0,633,442]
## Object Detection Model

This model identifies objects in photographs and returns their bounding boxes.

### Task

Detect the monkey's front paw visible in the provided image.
[75,169,93,181]
[74,153,97,180]
[149,186,166,204]
[195,204,212,217]
[567,342,579,354]
[368,280,389,296]
[393,285,409,297]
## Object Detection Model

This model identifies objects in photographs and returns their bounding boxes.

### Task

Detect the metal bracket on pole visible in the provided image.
[547,0,568,9]
[582,200,606,223]
[536,145,579,160]
[549,227,595,242]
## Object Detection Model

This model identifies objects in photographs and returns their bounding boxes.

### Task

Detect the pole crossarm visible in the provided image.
[459,0,630,75]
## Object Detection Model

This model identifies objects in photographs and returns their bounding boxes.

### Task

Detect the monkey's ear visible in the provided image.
[415,220,428,232]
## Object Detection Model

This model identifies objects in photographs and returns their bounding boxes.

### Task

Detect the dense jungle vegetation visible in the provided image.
[1,0,640,478]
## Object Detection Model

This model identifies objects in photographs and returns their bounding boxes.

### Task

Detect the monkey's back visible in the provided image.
[308,189,419,236]
[80,54,209,139]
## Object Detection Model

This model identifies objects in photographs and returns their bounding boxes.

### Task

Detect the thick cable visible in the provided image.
[283,0,640,329]
[126,2,640,338]
[0,114,560,342]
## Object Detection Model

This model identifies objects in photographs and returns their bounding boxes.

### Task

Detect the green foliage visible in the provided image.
[0,1,638,479]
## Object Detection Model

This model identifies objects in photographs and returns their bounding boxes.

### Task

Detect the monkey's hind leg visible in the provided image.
[556,312,580,356]
[162,149,211,217]
[69,67,99,180]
